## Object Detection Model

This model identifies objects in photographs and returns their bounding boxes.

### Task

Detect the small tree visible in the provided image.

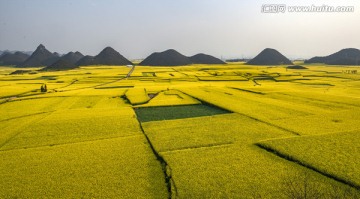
[40,84,47,92]
[282,172,322,198]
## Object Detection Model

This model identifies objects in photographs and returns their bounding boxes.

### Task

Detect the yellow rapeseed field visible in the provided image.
[0,63,359,198]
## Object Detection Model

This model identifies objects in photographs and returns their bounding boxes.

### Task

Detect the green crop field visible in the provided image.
[0,64,359,198]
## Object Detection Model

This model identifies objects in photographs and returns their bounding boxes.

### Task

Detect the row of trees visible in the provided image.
[342,70,357,74]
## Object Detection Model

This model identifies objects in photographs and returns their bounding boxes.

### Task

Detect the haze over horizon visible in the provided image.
[1,0,360,60]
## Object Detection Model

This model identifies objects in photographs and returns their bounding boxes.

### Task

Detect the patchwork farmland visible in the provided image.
[0,63,359,198]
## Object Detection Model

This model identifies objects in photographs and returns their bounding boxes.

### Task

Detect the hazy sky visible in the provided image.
[1,0,359,59]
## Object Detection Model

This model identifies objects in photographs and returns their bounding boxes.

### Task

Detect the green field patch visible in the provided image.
[257,130,360,189]
[36,75,58,80]
[135,104,230,122]
[253,76,276,81]
[153,78,171,82]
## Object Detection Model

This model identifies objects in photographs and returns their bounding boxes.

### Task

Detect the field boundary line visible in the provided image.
[256,143,360,190]
[258,129,360,143]
[55,65,135,92]
[0,111,54,123]
[0,134,142,153]
[136,118,177,199]
[0,89,39,100]
[227,87,265,95]
[177,89,301,136]
[0,111,54,149]
[275,92,360,108]
[160,142,234,153]
[243,115,301,135]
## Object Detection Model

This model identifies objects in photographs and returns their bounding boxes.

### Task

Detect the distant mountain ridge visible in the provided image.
[61,51,84,64]
[139,49,225,66]
[189,53,226,64]
[139,49,192,66]
[0,50,33,56]
[247,48,293,65]
[305,48,360,65]
[11,45,133,68]
[76,55,95,66]
[17,44,59,67]
[6,45,360,68]
[42,51,84,71]
[0,52,30,65]
[77,47,132,66]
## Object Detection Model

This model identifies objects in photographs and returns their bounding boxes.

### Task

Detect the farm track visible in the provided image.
[256,143,360,190]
